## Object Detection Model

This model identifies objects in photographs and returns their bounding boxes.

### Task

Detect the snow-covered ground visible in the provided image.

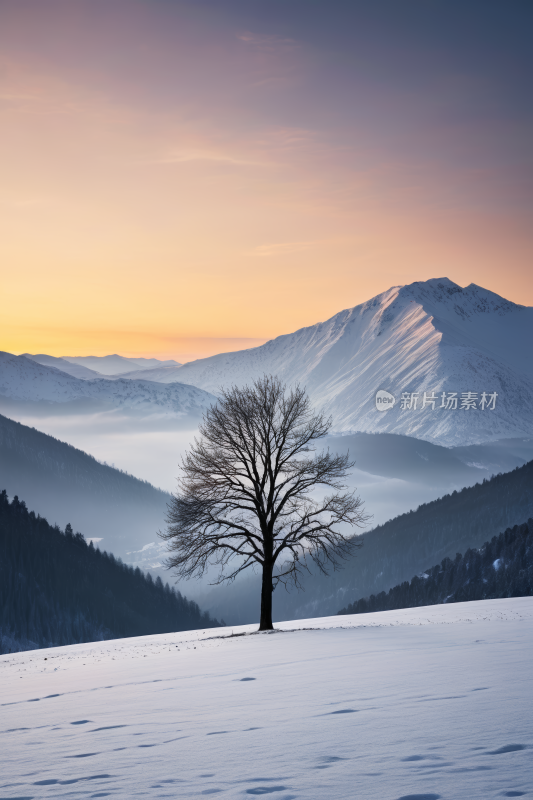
[2,598,532,799]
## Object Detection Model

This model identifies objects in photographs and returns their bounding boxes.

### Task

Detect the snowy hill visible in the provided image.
[0,352,214,419]
[174,278,533,446]
[21,357,186,384]
[23,354,102,380]
[62,354,181,375]
[105,364,186,382]
[2,598,532,799]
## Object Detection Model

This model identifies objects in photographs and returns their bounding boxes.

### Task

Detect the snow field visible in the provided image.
[1,598,532,800]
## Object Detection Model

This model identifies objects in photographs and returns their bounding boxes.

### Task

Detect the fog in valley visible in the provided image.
[6,405,527,625]
[4,407,477,520]
[3,408,197,493]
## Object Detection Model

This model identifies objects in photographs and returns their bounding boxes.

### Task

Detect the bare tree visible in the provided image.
[160,376,368,630]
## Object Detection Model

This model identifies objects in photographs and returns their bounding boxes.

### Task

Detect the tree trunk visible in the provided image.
[259,561,274,631]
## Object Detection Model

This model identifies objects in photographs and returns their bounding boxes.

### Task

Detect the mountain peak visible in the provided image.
[171,278,532,445]
[392,278,521,320]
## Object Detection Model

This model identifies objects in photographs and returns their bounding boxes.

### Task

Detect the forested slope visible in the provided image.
[339,518,533,615]
[335,460,533,600]
[0,491,219,653]
[265,460,533,622]
[0,413,170,556]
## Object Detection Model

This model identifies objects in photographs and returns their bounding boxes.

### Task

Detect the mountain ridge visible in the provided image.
[169,278,533,445]
[0,352,215,420]
[61,354,182,375]
[0,412,170,556]
[4,278,532,445]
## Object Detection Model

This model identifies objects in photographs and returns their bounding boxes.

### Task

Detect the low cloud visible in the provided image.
[237,32,299,51]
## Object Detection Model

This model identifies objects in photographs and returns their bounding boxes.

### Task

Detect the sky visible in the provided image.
[1,0,532,361]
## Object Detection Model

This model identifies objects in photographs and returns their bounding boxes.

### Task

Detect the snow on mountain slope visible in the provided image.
[104,364,186,382]
[174,278,533,445]
[23,354,102,380]
[0,352,214,418]
[62,354,181,374]
[2,598,532,800]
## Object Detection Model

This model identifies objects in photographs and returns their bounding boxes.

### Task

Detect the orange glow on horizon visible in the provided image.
[1,0,532,361]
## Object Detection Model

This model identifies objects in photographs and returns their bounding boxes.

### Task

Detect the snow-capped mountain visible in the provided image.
[174,278,533,445]
[0,352,214,418]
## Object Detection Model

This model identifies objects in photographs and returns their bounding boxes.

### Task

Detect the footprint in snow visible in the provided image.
[315,756,347,769]
[401,755,443,762]
[487,744,528,755]
[394,795,441,800]
[33,774,111,786]
[328,708,357,715]
[90,725,127,732]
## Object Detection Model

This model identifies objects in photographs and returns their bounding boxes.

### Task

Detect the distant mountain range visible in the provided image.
[61,354,182,375]
[23,353,182,379]
[6,279,532,445]
[167,278,533,446]
[22,354,102,380]
[322,432,533,487]
[0,351,214,421]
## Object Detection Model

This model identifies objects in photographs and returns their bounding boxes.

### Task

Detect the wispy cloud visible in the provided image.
[237,32,299,52]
